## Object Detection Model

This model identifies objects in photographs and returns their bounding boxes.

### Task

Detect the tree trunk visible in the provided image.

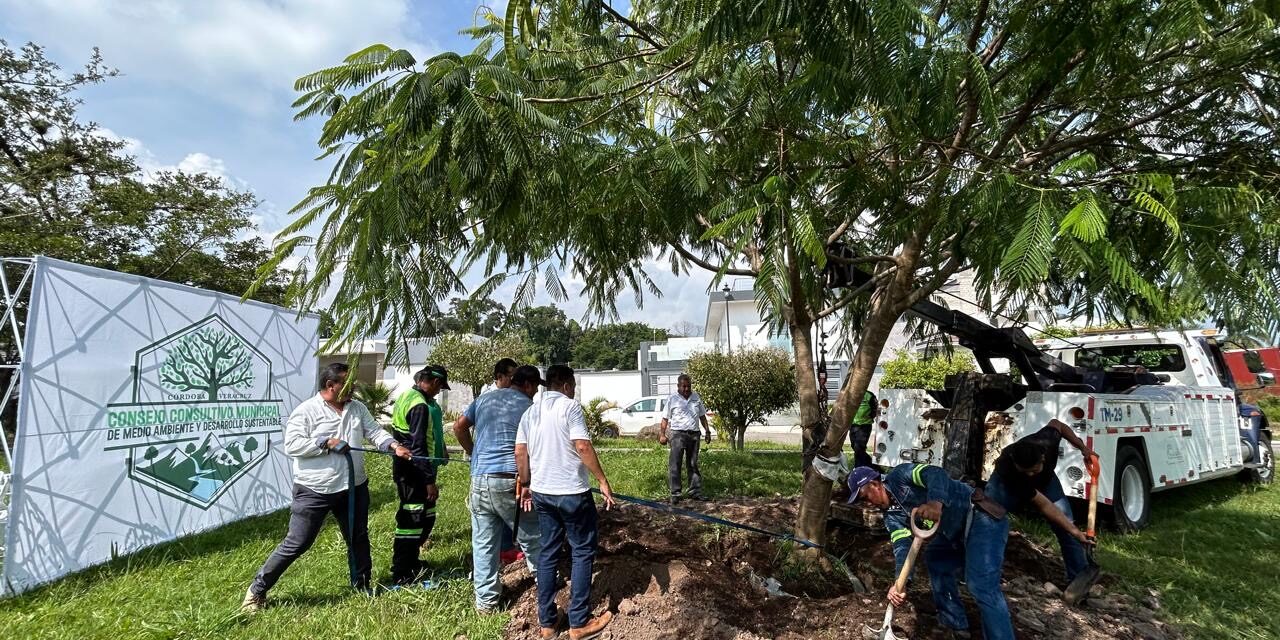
[736,425,746,450]
[794,238,925,555]
[790,313,823,471]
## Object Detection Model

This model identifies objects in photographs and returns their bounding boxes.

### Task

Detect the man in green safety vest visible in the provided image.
[388,364,450,586]
[846,389,878,468]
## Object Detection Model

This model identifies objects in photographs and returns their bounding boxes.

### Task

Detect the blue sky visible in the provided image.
[1,0,717,330]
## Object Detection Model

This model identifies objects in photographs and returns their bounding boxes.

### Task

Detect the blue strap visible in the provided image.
[589,488,823,550]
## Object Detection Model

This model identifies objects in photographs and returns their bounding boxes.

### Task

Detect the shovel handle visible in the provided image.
[892,508,937,593]
[1086,455,1100,539]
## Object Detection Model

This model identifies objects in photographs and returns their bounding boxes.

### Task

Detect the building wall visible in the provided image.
[576,370,643,408]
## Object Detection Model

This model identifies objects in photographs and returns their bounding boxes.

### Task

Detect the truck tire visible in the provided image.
[1112,445,1152,532]
[1240,434,1274,485]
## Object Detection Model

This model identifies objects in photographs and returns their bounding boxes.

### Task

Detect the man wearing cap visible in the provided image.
[516,364,616,640]
[847,464,1014,640]
[453,364,544,613]
[387,364,450,586]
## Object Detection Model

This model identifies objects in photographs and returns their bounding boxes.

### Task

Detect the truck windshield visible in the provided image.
[1075,345,1186,371]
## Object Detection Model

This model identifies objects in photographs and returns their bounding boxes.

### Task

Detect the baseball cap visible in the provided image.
[415,364,451,390]
[845,466,881,504]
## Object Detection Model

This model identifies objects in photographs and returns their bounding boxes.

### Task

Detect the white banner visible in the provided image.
[2,257,317,595]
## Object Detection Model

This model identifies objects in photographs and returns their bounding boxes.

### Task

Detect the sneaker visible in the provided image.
[569,612,614,640]
[388,580,438,592]
[475,605,498,615]
[240,588,266,614]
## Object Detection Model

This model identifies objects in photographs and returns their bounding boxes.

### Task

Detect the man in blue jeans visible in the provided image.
[516,364,616,640]
[848,464,1014,640]
[453,364,543,613]
[985,418,1095,583]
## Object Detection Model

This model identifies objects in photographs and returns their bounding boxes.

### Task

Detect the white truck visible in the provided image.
[873,328,1275,530]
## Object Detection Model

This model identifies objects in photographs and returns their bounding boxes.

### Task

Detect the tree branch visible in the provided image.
[669,242,757,277]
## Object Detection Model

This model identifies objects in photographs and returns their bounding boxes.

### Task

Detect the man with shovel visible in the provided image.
[848,464,1014,640]
[983,418,1096,587]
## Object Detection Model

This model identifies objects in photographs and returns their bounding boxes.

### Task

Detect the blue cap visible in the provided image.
[846,466,881,504]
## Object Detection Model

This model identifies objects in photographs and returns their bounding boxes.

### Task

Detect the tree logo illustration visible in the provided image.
[158,327,256,400]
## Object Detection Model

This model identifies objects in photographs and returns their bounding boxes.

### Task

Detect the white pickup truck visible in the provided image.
[872,329,1274,530]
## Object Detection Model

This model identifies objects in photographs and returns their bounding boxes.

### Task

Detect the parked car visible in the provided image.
[601,395,718,438]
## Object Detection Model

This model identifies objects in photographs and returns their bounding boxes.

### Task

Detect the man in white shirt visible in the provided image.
[516,364,616,640]
[242,363,412,612]
[658,374,710,503]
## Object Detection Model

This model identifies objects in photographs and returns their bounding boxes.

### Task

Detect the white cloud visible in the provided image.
[1,0,437,113]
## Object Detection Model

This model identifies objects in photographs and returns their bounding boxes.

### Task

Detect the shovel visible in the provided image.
[1063,455,1102,606]
[863,508,939,640]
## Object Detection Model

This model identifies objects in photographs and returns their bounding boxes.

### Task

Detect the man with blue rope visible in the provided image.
[242,363,412,613]
[847,464,1014,640]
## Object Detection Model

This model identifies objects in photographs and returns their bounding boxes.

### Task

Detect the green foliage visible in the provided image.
[1034,325,1079,339]
[572,322,665,370]
[1255,395,1280,423]
[879,350,977,390]
[353,382,395,419]
[582,396,620,438]
[507,305,581,366]
[686,347,797,449]
[428,333,531,395]
[432,297,507,337]
[0,41,290,305]
[265,0,1280,482]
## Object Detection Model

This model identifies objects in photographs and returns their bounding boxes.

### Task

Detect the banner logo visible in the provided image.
[104,315,284,508]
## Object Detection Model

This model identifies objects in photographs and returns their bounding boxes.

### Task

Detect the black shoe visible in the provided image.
[669,495,681,505]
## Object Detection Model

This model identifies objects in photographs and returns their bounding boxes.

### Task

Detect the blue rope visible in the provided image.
[349,445,455,464]
[339,449,359,588]
[590,488,824,550]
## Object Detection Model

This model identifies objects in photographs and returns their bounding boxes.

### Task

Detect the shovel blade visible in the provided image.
[861,622,906,640]
[1063,564,1102,606]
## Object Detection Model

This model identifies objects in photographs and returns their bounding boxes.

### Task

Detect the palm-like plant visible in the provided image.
[582,397,619,439]
[354,382,395,421]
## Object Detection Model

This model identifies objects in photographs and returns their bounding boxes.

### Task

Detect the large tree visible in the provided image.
[0,41,289,304]
[263,1,1280,551]
[505,304,581,365]
[573,322,666,370]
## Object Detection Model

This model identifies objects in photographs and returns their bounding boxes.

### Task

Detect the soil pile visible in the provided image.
[501,497,1177,639]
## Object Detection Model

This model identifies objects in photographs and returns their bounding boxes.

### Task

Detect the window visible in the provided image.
[629,398,657,412]
[650,374,680,396]
[1074,345,1186,371]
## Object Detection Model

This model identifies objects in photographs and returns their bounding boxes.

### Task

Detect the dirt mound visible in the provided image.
[501,498,1177,639]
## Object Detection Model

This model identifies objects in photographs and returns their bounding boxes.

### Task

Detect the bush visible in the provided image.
[429,332,531,396]
[879,349,976,390]
[687,347,798,450]
[583,397,619,438]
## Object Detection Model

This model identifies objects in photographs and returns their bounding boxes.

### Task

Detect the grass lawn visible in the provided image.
[1018,476,1280,640]
[0,448,803,640]
[1,447,1275,640]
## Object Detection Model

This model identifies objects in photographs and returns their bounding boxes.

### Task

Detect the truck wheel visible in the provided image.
[1112,445,1152,533]
[1241,434,1274,485]
[602,425,620,439]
